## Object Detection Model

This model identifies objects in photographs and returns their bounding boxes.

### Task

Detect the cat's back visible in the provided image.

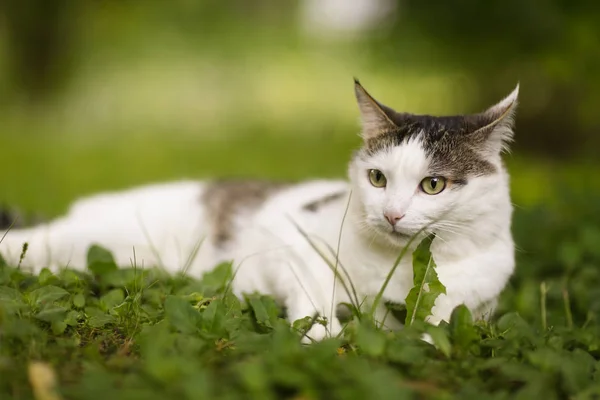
[196,178,351,293]
[67,178,348,232]
[46,178,350,273]
[199,178,350,250]
[68,180,205,219]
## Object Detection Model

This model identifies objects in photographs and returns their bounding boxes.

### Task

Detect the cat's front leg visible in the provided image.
[426,293,457,325]
[418,295,462,346]
[426,292,498,326]
[303,318,343,343]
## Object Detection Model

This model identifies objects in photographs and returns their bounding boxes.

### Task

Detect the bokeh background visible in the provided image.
[1,0,599,217]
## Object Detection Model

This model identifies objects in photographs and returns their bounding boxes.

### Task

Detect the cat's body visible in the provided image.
[0,80,519,341]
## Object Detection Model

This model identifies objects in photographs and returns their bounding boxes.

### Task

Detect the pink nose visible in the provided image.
[384,211,404,226]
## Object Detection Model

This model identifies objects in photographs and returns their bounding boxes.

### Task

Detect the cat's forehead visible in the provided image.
[396,114,477,135]
[361,114,496,179]
[364,114,480,150]
[360,137,430,176]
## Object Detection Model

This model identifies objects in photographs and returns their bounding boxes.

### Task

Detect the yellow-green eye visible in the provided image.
[420,176,447,195]
[368,169,387,188]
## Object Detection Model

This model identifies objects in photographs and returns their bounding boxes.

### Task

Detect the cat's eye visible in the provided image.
[420,177,447,195]
[368,169,387,188]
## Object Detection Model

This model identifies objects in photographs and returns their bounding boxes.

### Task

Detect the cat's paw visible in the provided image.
[302,324,329,344]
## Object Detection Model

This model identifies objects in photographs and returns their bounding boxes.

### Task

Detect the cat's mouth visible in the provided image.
[388,228,412,240]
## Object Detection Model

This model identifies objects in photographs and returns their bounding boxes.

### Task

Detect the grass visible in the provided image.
[1,22,598,396]
[2,4,599,397]
[1,110,598,399]
[1,182,600,399]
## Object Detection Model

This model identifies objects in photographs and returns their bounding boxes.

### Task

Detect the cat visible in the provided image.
[0,79,518,342]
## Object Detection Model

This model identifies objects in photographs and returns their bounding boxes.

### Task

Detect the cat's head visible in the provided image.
[348,79,519,247]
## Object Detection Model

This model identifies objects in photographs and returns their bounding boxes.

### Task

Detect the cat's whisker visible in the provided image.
[433,226,471,241]
[430,231,450,245]
[367,230,380,250]
[434,220,507,243]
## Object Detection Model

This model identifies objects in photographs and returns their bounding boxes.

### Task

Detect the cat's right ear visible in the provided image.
[354,79,399,140]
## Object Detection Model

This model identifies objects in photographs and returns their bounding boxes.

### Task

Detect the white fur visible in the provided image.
[0,133,515,342]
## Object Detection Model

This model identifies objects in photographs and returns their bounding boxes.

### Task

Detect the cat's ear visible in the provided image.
[471,84,519,155]
[354,78,399,140]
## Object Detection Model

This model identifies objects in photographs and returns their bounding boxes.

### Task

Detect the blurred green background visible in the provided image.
[0,0,598,217]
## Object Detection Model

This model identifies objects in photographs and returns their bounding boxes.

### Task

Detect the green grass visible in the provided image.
[1,112,598,399]
[2,183,600,399]
[1,30,598,395]
[2,4,600,397]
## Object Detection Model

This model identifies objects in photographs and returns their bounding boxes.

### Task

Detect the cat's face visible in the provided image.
[348,80,519,246]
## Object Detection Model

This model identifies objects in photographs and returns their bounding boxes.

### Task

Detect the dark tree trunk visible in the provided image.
[1,0,78,103]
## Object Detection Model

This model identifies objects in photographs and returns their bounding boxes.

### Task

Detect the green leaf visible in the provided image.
[356,323,386,357]
[51,320,68,335]
[164,295,201,334]
[199,262,232,295]
[112,300,132,317]
[64,310,81,326]
[449,305,478,354]
[59,269,83,286]
[87,244,118,275]
[222,291,245,334]
[561,348,596,393]
[386,339,427,364]
[100,288,125,310]
[405,234,446,325]
[2,320,42,338]
[0,252,6,267]
[426,325,452,358]
[84,306,105,317]
[201,298,226,336]
[236,359,269,395]
[35,306,68,323]
[497,312,535,342]
[0,286,27,314]
[29,285,70,306]
[292,316,314,333]
[88,314,117,328]
[73,293,86,308]
[246,294,280,329]
[0,285,22,302]
[38,268,56,286]
[103,268,147,288]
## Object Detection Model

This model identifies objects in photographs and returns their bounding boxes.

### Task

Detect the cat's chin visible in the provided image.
[390,230,412,240]
[380,228,416,248]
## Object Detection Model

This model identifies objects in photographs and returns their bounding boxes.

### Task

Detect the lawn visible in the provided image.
[2,2,600,398]
[1,81,599,399]
[1,154,600,399]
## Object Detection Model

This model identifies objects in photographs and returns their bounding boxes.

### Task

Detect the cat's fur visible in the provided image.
[0,79,519,341]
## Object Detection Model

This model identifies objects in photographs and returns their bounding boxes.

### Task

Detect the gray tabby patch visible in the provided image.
[201,179,289,247]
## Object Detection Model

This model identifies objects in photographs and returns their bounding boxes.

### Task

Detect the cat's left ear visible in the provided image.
[354,78,400,140]
[471,84,520,155]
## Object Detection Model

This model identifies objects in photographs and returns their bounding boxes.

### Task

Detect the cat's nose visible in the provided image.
[384,211,404,226]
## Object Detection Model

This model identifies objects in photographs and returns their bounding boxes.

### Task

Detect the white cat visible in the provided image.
[0,79,518,341]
